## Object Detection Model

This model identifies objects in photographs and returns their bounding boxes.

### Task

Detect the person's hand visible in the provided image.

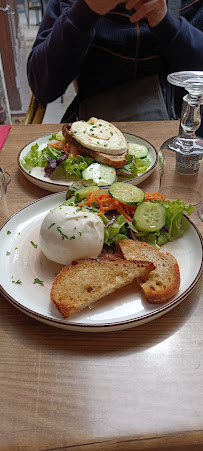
[125,0,167,27]
[85,0,124,15]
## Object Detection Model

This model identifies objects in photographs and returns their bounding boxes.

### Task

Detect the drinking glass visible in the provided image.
[0,167,11,225]
[158,71,203,220]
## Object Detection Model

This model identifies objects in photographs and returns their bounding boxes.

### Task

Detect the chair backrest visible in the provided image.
[23,78,78,124]
[22,94,46,124]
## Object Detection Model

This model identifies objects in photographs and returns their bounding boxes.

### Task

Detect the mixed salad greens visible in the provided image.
[62,182,193,248]
[20,132,152,185]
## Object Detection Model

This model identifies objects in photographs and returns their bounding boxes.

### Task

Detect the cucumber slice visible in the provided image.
[128,143,148,158]
[55,131,66,142]
[109,182,145,205]
[133,201,166,232]
[75,185,99,203]
[82,163,116,186]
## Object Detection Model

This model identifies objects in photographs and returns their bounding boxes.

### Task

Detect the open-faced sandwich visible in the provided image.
[20,117,152,186]
[62,117,128,169]
[39,182,193,318]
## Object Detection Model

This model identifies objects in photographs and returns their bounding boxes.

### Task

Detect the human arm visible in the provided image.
[28,0,203,106]
[27,0,128,104]
[125,0,203,70]
[27,0,100,104]
[152,9,203,73]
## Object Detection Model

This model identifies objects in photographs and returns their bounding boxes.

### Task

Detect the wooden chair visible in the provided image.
[22,94,46,124]
[23,79,78,124]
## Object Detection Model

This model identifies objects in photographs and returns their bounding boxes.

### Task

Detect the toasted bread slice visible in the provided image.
[62,123,127,169]
[118,240,180,304]
[51,256,155,318]
[77,146,127,169]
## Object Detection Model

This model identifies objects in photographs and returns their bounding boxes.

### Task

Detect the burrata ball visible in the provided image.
[39,205,104,265]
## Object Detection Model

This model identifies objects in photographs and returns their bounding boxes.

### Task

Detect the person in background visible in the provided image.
[27,0,203,136]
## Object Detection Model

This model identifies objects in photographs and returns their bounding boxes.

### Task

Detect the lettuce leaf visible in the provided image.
[21,143,93,179]
[136,199,194,247]
[61,155,93,179]
[20,144,62,169]
[101,214,127,245]
[118,154,151,176]
[164,199,193,241]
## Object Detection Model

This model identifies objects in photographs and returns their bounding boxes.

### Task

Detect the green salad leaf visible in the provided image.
[63,187,193,249]
[21,143,93,179]
[119,154,151,176]
[61,155,93,179]
[135,199,194,247]
[21,144,62,169]
[49,133,57,141]
[164,199,193,240]
[100,214,128,245]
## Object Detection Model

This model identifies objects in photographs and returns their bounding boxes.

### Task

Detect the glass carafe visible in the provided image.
[158,71,203,219]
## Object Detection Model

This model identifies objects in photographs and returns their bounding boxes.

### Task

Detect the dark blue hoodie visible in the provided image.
[27,0,203,134]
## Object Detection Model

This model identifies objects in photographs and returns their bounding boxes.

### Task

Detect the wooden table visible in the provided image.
[0,122,202,450]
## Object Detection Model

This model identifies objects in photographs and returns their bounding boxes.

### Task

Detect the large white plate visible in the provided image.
[17,132,157,192]
[0,192,202,332]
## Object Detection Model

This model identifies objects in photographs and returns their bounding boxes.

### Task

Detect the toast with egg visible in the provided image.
[62,118,128,169]
[118,240,180,304]
[51,255,155,318]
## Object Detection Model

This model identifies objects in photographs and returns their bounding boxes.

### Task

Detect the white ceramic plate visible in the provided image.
[0,192,203,332]
[0,192,202,332]
[17,132,157,192]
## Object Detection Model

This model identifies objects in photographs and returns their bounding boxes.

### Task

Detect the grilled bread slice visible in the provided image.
[62,123,127,169]
[51,255,155,318]
[118,240,180,304]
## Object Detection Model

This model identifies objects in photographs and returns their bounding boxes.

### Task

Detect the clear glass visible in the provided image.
[0,168,11,226]
[198,203,203,221]
[158,71,203,220]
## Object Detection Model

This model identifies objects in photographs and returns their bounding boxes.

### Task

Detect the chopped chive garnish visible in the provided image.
[48,222,55,229]
[57,227,69,240]
[33,278,44,285]
[31,241,37,248]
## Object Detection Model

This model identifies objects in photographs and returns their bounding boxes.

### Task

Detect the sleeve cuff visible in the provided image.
[152,11,181,43]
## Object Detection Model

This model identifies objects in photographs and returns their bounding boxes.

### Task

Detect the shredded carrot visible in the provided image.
[117,204,134,222]
[63,143,72,155]
[49,142,80,158]
[77,189,165,223]
[49,141,66,149]
[77,190,135,221]
[145,192,165,202]
[72,149,79,158]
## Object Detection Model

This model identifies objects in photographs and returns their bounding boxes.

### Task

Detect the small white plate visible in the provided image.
[17,132,157,192]
[0,192,202,332]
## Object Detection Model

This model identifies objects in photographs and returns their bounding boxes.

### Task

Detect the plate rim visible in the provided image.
[17,132,158,190]
[0,192,202,331]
